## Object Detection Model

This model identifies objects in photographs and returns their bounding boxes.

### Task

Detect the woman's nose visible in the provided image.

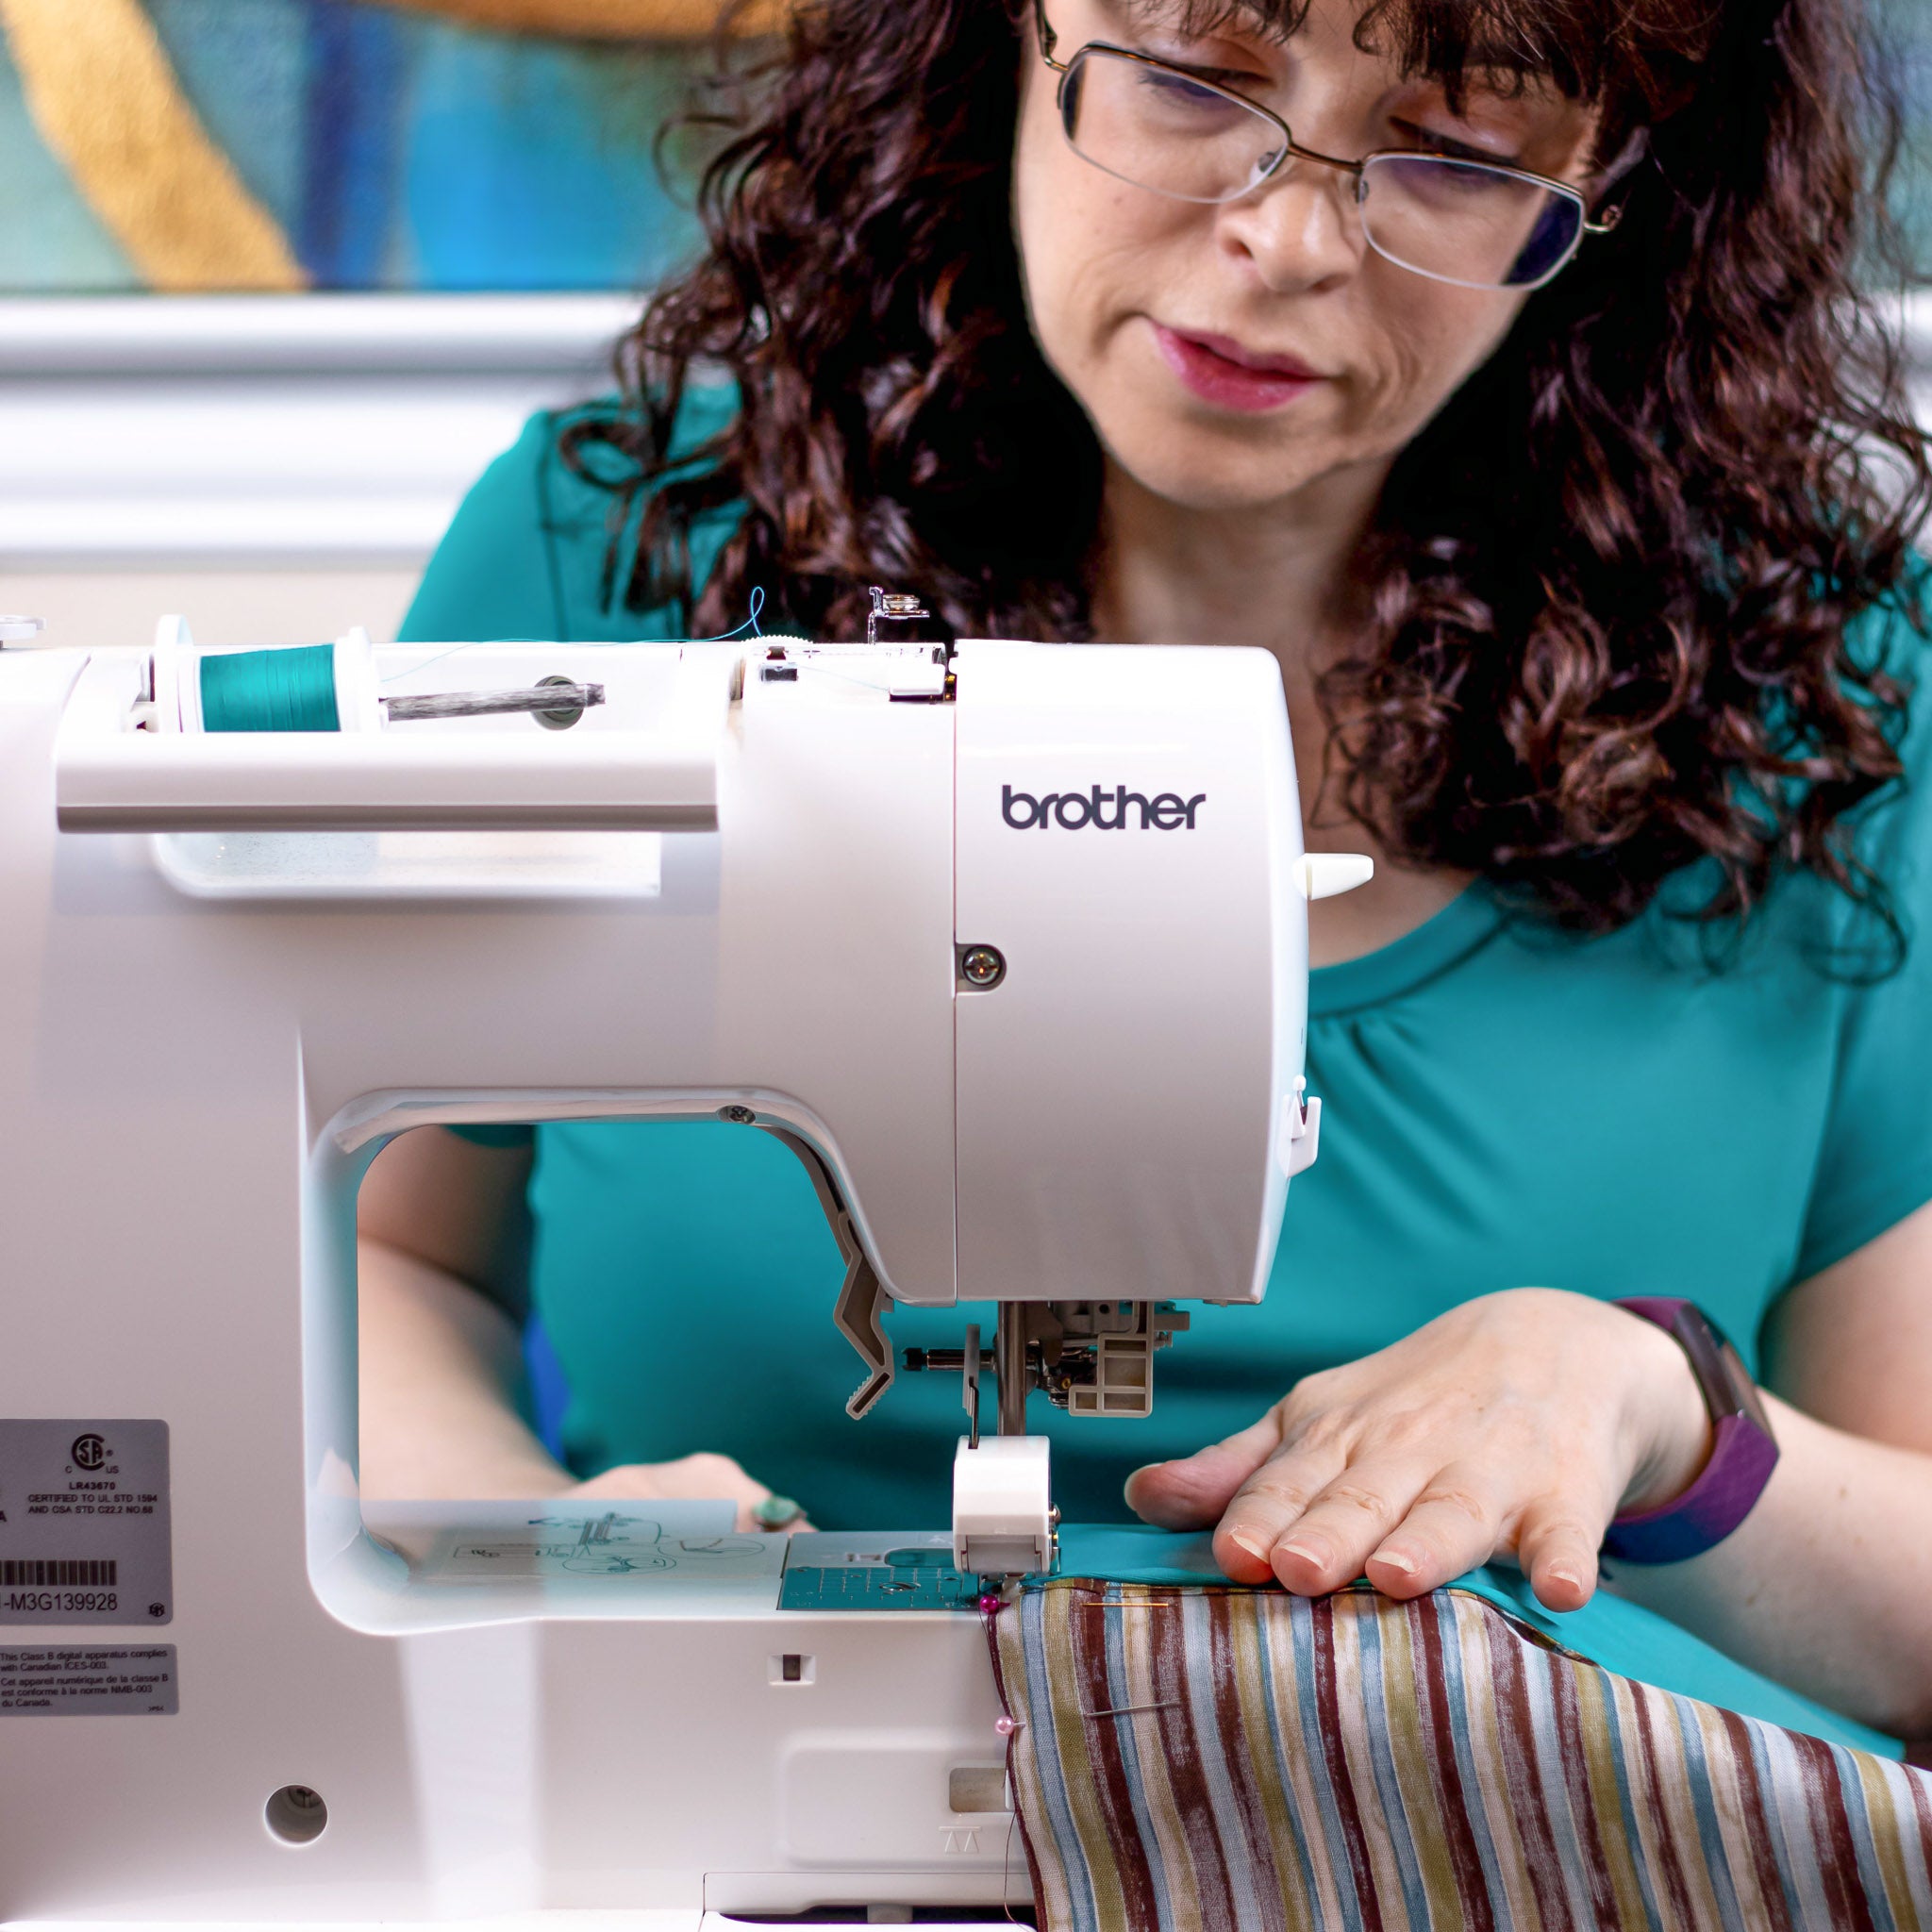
[1219,158,1366,292]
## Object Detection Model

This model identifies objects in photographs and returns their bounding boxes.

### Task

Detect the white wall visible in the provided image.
[2,568,422,649]
[2,291,1926,654]
[0,295,636,649]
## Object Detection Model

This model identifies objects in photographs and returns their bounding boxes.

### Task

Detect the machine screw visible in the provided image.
[719,1104,758,1124]
[958,944,1007,990]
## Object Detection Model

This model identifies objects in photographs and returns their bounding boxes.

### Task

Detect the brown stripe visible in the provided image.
[1308,1593,1388,1929]
[1905,1754,1932,1859]
[1483,1605,1578,1930]
[1412,1597,1498,1931]
[1626,1683,1706,1930]
[988,1603,1055,1932]
[1236,1591,1329,1924]
[1074,1584,1167,1932]
[1541,1649,1626,1926]
[1206,1593,1294,1932]
[1147,1591,1242,1932]
[1788,1728,1879,1932]
[1715,1704,1798,1931]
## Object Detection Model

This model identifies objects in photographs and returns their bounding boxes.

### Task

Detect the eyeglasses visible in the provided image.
[1032,0,1624,292]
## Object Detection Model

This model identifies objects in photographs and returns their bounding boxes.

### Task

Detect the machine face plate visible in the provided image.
[0,1420,171,1625]
[778,1532,983,1612]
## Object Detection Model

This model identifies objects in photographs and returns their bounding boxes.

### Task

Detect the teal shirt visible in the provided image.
[404,403,1931,1753]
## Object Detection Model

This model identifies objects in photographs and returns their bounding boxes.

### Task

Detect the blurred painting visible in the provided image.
[0,0,777,292]
[0,0,1925,296]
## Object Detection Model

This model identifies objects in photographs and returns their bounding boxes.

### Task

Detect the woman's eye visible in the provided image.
[1396,120,1523,168]
[1134,66,1247,114]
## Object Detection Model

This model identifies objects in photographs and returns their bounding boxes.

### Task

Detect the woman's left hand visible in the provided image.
[1124,1288,1715,1612]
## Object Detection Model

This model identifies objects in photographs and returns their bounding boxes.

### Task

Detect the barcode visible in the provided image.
[1,1559,117,1587]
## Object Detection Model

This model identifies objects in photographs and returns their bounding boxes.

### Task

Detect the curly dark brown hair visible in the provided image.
[563,0,1931,935]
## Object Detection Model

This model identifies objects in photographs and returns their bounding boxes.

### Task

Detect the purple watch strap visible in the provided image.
[1601,1297,1780,1565]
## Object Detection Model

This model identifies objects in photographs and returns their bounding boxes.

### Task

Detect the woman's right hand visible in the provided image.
[558,1453,815,1534]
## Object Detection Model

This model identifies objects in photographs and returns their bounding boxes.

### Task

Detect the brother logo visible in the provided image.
[1002,784,1207,831]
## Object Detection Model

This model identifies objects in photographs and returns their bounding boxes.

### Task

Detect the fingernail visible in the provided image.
[1229,1530,1270,1562]
[1373,1549,1416,1575]
[1548,1567,1583,1591]
[1281,1539,1330,1569]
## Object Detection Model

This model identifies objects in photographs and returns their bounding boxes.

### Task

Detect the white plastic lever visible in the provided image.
[1294,851,1374,899]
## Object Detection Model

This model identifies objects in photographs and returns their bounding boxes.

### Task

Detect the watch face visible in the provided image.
[1668,1306,1774,1435]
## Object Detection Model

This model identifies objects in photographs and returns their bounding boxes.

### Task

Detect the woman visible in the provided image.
[361,0,1932,1743]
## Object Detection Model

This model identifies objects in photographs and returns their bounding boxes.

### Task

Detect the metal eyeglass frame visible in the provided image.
[1030,0,1626,291]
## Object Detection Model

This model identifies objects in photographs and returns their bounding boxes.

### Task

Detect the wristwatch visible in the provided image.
[1601,1297,1779,1565]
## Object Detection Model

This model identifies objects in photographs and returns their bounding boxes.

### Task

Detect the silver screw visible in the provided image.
[719,1105,758,1124]
[959,945,1007,989]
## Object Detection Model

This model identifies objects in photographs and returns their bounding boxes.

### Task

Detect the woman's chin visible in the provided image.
[1104,440,1346,517]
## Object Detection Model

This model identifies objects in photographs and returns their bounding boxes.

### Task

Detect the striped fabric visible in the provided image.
[991,1578,1932,1931]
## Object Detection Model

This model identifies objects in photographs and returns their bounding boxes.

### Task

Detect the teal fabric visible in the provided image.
[403,402,1931,1748]
[1051,1525,1901,1757]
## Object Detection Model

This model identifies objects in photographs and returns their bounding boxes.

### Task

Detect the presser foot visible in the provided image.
[952,1434,1056,1577]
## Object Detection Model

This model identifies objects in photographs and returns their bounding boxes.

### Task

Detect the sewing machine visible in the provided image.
[0,611,1363,1927]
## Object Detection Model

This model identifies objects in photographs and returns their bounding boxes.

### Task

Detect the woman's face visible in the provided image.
[1012,0,1605,518]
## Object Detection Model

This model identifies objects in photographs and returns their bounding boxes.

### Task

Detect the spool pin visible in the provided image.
[382,683,604,724]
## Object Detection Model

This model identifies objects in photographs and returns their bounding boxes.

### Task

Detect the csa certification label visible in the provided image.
[0,1422,172,1625]
[0,1645,177,1714]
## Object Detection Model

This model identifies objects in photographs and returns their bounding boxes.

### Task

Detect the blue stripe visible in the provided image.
[1666,1693,1750,1932]
[1431,1595,1519,1925]
[1288,1597,1369,1928]
[1175,1592,1269,1928]
[1018,1591,1100,1932]
[1515,1637,1607,1924]
[1250,1591,1325,1919]
[299,0,408,288]
[1100,1585,1179,1932]
[1351,1599,1434,1925]
[1591,1663,1668,1932]
[1825,1740,1901,1932]
[1751,1719,1833,1926]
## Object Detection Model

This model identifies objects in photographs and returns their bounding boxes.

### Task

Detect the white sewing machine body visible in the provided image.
[0,625,1325,1926]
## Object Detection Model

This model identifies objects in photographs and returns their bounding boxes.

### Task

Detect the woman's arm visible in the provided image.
[358,1126,804,1528]
[1127,1208,1932,1740]
[1605,1201,1932,1739]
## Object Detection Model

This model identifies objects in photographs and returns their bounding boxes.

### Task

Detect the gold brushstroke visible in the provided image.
[0,0,306,292]
[370,0,786,38]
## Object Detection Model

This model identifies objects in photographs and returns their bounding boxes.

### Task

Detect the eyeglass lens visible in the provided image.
[1060,46,1585,290]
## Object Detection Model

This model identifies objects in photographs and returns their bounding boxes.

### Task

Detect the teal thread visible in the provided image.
[200,645,341,733]
[376,589,769,687]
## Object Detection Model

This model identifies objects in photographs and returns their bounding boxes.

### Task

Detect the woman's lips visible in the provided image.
[1151,323,1325,412]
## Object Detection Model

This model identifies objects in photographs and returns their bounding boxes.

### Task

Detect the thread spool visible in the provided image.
[175,631,378,734]
[199,643,341,733]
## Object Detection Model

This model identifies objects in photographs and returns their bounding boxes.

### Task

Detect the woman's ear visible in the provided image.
[1589,123,1651,196]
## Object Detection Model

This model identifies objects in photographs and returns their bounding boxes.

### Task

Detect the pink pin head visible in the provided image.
[994,1714,1020,1737]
